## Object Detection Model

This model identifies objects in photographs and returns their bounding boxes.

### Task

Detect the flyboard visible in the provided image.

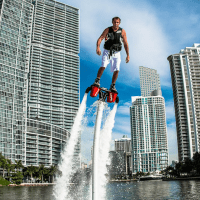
[85,84,119,200]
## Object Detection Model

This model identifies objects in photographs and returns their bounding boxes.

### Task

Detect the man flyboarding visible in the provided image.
[93,16,130,92]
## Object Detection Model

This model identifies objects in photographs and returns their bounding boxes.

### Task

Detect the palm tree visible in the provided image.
[15,160,24,172]
[25,165,37,183]
[0,157,7,178]
[48,165,57,183]
[5,159,15,181]
[38,164,47,183]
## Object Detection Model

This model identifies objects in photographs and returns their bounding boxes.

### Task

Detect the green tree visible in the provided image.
[12,171,23,185]
[0,157,7,178]
[14,160,24,172]
[193,152,200,174]
[175,162,184,177]
[38,164,47,183]
[5,159,15,180]
[182,158,193,175]
[25,165,38,183]
[48,165,57,183]
[164,166,176,177]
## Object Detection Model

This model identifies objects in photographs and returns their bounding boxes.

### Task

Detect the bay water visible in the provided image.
[1,180,200,200]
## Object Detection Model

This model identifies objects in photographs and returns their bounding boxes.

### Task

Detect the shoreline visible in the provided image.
[110,179,138,182]
[2,182,77,187]
[7,183,56,187]
[163,177,200,181]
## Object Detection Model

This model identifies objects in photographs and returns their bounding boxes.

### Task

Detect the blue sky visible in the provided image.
[60,0,200,164]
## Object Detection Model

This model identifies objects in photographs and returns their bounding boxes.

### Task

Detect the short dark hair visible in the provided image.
[112,17,121,23]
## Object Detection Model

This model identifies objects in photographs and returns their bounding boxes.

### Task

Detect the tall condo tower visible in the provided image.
[0,0,80,167]
[168,43,200,161]
[139,66,161,97]
[28,0,79,130]
[130,66,168,173]
[0,0,33,161]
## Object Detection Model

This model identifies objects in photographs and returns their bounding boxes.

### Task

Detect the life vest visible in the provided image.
[104,26,123,57]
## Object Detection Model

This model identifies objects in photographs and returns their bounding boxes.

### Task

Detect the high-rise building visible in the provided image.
[28,0,79,130]
[0,0,34,162]
[115,135,132,152]
[130,95,168,173]
[0,0,80,167]
[168,43,200,161]
[139,66,161,97]
[130,66,168,173]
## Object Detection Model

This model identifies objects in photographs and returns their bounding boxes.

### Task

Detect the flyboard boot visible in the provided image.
[109,83,117,93]
[93,77,100,87]
[85,81,119,103]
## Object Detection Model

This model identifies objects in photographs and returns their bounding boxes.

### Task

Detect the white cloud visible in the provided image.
[61,0,172,88]
[117,101,131,116]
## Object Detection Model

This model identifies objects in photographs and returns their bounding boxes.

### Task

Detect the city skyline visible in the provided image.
[61,0,200,165]
[1,0,200,166]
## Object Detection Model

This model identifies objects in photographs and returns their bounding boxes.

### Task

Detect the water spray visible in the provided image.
[86,84,119,200]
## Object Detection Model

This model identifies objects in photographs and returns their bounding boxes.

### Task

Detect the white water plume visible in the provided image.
[98,103,118,200]
[53,93,88,200]
[92,101,104,200]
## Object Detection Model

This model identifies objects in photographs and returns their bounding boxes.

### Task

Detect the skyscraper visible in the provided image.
[130,66,168,173]
[28,0,79,130]
[0,0,80,167]
[168,43,200,161]
[139,66,161,97]
[0,0,33,162]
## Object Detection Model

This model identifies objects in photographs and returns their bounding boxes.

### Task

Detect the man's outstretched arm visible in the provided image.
[122,29,129,63]
[96,28,109,55]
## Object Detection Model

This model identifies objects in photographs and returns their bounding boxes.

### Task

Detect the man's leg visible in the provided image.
[93,67,105,86]
[110,70,118,92]
[97,67,105,79]
[112,70,119,84]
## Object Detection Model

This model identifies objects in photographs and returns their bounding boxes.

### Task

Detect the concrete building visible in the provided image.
[0,0,34,162]
[130,95,168,173]
[0,0,80,167]
[139,66,161,97]
[28,0,79,130]
[108,150,126,178]
[130,66,168,173]
[115,135,132,174]
[168,43,200,161]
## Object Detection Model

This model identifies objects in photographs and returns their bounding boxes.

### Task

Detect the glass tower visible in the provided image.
[130,66,168,173]
[168,43,200,161]
[130,96,168,173]
[139,66,161,97]
[28,0,79,130]
[0,0,80,167]
[0,0,33,162]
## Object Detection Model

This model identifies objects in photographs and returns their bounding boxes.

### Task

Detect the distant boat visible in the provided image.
[139,174,163,181]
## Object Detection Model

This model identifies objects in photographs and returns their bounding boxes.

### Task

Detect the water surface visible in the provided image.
[1,180,200,200]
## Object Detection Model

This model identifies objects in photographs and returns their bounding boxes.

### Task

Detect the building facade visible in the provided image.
[0,0,80,167]
[139,66,161,97]
[130,66,168,173]
[115,135,132,175]
[168,43,200,161]
[130,95,168,173]
[28,0,79,130]
[108,151,126,178]
[0,0,33,162]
